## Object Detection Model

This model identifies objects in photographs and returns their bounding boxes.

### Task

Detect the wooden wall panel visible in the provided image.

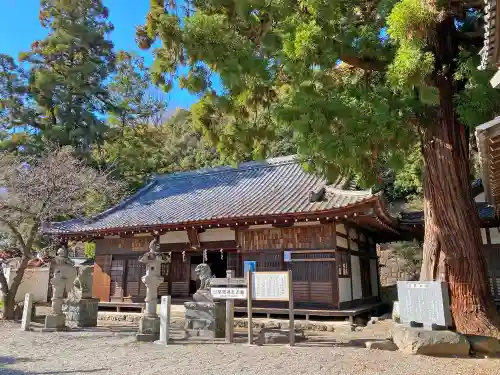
[93,255,111,302]
[171,282,189,297]
[237,224,336,250]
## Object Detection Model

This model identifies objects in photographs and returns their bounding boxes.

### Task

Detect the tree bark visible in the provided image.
[416,12,500,336]
[0,256,29,320]
[420,170,446,281]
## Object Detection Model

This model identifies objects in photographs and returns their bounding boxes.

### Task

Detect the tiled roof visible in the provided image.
[480,0,497,70]
[399,202,496,224]
[44,156,375,234]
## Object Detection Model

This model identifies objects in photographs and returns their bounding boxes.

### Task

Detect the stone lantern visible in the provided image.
[44,243,77,331]
[136,234,170,342]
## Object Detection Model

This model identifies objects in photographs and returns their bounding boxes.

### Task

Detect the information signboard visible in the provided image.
[397,281,452,328]
[251,271,290,301]
[211,287,247,300]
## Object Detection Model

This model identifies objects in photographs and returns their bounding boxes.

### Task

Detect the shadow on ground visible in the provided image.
[0,357,109,374]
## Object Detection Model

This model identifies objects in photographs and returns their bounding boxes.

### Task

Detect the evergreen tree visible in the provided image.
[20,0,115,156]
[140,0,500,335]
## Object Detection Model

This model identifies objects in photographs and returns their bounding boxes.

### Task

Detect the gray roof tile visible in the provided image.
[45,156,374,234]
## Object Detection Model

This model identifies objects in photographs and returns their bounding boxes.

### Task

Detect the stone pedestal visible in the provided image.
[63,298,99,327]
[184,301,226,338]
[137,316,161,342]
[44,313,66,331]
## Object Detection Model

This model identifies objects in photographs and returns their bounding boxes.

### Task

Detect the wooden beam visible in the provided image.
[186,228,200,249]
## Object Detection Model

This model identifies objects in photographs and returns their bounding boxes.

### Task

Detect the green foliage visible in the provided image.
[84,242,96,260]
[387,0,437,45]
[387,44,434,89]
[19,0,116,156]
[139,0,419,185]
[455,52,500,127]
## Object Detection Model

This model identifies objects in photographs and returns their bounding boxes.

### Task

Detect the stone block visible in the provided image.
[391,324,470,356]
[63,298,99,328]
[44,314,66,331]
[466,335,500,355]
[136,316,160,342]
[184,301,225,339]
[256,328,306,345]
[365,340,398,351]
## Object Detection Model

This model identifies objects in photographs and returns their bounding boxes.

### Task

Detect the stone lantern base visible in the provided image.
[43,313,67,331]
[63,298,99,327]
[136,315,161,342]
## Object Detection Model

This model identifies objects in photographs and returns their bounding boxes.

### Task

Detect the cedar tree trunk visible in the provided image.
[418,15,500,336]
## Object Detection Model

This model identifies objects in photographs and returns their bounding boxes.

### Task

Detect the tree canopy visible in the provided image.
[138,0,500,335]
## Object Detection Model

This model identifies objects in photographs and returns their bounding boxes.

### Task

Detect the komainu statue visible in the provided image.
[195,263,214,290]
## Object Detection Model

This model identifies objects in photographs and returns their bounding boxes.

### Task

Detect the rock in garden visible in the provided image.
[466,335,500,355]
[392,324,470,356]
[365,340,398,351]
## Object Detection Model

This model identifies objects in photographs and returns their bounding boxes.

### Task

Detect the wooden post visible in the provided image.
[226,270,235,343]
[247,270,253,345]
[288,270,295,346]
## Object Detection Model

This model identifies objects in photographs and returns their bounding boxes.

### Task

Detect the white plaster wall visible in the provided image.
[2,268,50,303]
[350,241,359,251]
[475,192,486,203]
[338,278,352,302]
[351,255,362,299]
[490,228,500,244]
[335,223,347,234]
[370,259,379,296]
[336,236,348,249]
[199,228,235,242]
[481,228,488,244]
[160,231,189,244]
[348,228,358,241]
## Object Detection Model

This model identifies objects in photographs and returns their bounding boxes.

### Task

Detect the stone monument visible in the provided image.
[44,242,77,331]
[63,265,99,327]
[397,281,452,330]
[136,235,169,342]
[183,263,225,338]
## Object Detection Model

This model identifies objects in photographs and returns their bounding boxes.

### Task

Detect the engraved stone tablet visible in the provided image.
[397,281,452,329]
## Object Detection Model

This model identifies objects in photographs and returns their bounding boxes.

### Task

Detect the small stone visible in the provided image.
[368,317,379,325]
[466,335,500,355]
[365,340,398,351]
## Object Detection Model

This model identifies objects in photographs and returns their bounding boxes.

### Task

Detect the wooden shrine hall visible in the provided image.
[44,156,411,318]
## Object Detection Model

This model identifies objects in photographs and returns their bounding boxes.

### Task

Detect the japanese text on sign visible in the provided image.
[211,287,248,300]
[252,272,289,301]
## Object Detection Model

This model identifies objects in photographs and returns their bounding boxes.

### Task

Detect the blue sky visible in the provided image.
[0,0,200,112]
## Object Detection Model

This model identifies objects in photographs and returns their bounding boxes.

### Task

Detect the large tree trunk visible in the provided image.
[418,14,500,336]
[420,171,446,281]
[0,256,29,320]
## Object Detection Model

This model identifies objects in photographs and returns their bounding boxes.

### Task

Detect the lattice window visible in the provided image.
[489,277,495,297]
[290,253,333,281]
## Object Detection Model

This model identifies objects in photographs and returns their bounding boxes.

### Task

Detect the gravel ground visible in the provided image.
[1,321,499,375]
